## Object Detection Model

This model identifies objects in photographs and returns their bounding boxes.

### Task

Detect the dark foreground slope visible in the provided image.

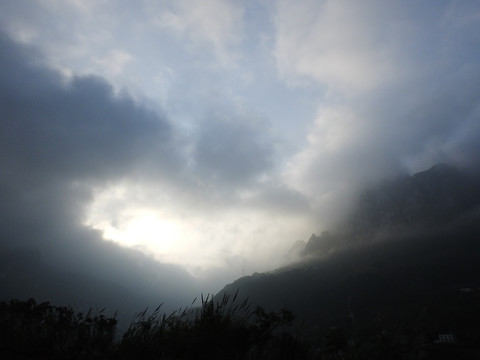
[217,165,480,349]
[221,217,480,331]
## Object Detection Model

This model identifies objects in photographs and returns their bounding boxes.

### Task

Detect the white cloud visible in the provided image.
[146,0,245,67]
[277,0,480,224]
[273,0,418,93]
[93,49,134,77]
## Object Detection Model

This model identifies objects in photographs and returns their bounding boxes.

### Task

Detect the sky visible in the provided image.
[1,0,480,311]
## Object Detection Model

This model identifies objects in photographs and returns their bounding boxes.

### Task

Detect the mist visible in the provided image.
[1,0,480,323]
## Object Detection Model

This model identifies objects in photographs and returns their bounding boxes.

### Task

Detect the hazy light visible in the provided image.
[98,210,182,251]
[83,183,311,279]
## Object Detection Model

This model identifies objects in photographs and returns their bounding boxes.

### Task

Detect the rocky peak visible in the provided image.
[353,164,478,231]
[303,164,480,256]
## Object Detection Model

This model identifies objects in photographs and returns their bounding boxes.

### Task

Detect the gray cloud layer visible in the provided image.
[1,0,480,317]
[0,33,201,317]
[0,28,294,315]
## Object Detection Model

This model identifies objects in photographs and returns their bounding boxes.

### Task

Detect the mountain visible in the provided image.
[303,163,480,256]
[345,163,479,230]
[216,164,480,343]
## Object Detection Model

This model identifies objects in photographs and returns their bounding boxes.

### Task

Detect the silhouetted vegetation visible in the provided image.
[0,294,307,360]
[119,292,307,360]
[2,290,480,359]
[0,298,117,359]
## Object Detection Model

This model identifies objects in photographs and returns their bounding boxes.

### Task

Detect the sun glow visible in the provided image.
[83,183,310,278]
[84,204,196,267]
[82,185,231,271]
[99,210,183,252]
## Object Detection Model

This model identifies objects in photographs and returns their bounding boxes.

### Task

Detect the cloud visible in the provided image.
[274,0,480,223]
[192,112,273,186]
[1,1,480,313]
[0,26,301,307]
[93,49,134,77]
[273,0,404,92]
[0,32,200,315]
[147,0,245,67]
[0,59,174,183]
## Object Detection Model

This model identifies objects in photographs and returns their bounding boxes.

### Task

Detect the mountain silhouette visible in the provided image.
[216,164,480,341]
[303,163,480,256]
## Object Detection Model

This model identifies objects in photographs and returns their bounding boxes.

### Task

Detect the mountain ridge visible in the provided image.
[302,163,480,257]
[216,163,480,340]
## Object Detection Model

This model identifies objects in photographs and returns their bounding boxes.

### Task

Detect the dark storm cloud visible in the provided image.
[0,38,173,183]
[0,32,199,316]
[0,31,176,241]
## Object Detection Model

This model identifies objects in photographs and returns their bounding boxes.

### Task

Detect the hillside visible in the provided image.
[303,163,480,256]
[217,164,480,346]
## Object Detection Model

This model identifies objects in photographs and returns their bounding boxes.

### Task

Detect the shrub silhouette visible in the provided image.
[118,292,306,360]
[0,294,307,359]
[0,298,117,358]
[2,295,466,359]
